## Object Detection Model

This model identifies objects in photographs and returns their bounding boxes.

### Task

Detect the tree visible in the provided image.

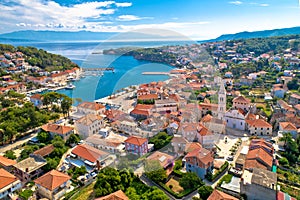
[287,78,299,90]
[66,134,80,146]
[198,185,213,200]
[61,96,72,118]
[179,172,204,190]
[146,168,167,184]
[279,157,289,167]
[37,131,51,143]
[4,150,16,160]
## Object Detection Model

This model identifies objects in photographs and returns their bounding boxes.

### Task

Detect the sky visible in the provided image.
[0,0,300,40]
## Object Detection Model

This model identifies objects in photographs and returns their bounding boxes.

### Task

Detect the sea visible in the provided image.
[2,40,196,102]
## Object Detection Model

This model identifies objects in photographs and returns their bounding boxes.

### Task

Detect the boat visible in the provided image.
[65,84,76,90]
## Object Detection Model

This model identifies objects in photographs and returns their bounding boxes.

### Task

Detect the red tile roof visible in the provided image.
[246,119,272,128]
[33,144,55,157]
[78,102,105,111]
[41,124,73,135]
[279,122,297,131]
[0,168,19,190]
[34,170,71,191]
[185,147,213,166]
[208,189,239,200]
[72,144,108,163]
[124,136,148,146]
[137,94,159,100]
[30,93,42,100]
[0,155,17,167]
[233,95,250,104]
[95,190,129,200]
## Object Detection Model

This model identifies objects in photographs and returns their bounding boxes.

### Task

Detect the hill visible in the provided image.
[213,26,300,41]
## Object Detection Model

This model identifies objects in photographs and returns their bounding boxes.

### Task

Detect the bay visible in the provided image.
[1,40,194,102]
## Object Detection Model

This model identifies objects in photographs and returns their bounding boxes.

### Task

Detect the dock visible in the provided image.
[142,72,170,75]
[82,67,114,72]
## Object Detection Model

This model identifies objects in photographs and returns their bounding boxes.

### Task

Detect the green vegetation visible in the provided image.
[149,132,173,150]
[279,133,300,165]
[94,167,169,199]
[18,189,33,200]
[217,174,233,187]
[206,161,229,182]
[68,166,87,180]
[173,159,184,177]
[0,44,78,71]
[4,150,16,160]
[66,133,81,146]
[235,35,300,56]
[179,172,204,190]
[198,185,213,200]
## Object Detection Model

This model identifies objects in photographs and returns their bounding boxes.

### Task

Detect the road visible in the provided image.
[0,128,39,154]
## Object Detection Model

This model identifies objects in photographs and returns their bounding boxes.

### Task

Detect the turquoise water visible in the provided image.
[1,40,194,102]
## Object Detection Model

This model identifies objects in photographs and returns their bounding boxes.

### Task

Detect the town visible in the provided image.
[0,34,300,200]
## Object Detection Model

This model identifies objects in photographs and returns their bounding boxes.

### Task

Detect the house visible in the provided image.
[146,151,175,169]
[0,155,17,172]
[224,71,233,78]
[171,135,188,155]
[34,170,71,200]
[95,190,129,200]
[33,144,55,157]
[184,147,214,179]
[240,168,277,200]
[49,71,68,83]
[137,94,159,103]
[77,102,106,115]
[271,84,286,98]
[232,96,251,111]
[75,114,104,139]
[130,104,153,120]
[30,94,43,108]
[225,108,247,131]
[0,168,22,200]
[116,120,138,134]
[207,189,238,200]
[41,124,74,141]
[85,134,125,153]
[70,144,109,171]
[279,122,298,138]
[155,99,178,113]
[124,136,148,156]
[201,114,226,134]
[246,118,272,136]
[244,139,274,171]
[13,154,47,182]
[289,93,300,105]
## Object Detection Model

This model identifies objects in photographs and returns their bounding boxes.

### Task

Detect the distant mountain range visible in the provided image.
[1,26,300,42]
[210,26,300,42]
[0,30,187,42]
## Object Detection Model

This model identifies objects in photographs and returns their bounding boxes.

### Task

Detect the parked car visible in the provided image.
[226,156,234,161]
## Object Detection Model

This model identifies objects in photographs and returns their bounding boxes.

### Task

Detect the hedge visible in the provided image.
[207,161,229,182]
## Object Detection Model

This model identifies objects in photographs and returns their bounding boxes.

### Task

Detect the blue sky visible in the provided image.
[0,0,299,39]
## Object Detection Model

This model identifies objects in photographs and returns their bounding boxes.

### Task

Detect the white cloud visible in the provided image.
[229,1,243,5]
[259,4,269,7]
[117,15,142,21]
[115,2,132,7]
[0,0,133,32]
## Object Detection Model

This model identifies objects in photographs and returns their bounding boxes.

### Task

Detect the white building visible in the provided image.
[225,108,247,130]
[233,95,251,111]
[0,168,22,200]
[155,99,178,113]
[75,114,104,139]
[77,102,106,115]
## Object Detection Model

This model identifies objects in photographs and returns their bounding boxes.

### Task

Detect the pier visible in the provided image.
[142,72,170,75]
[82,67,114,72]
